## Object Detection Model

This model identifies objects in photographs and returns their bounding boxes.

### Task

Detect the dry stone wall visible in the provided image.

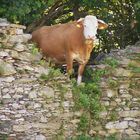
[0,19,79,140]
[93,43,140,140]
[0,18,140,140]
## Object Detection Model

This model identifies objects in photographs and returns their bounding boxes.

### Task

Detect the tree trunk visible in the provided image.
[26,0,65,33]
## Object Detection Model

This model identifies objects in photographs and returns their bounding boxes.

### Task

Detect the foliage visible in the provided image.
[109,111,118,121]
[71,134,118,140]
[29,43,39,55]
[0,0,47,25]
[104,58,119,68]
[83,68,107,83]
[40,68,62,82]
[78,114,89,133]
[129,79,140,89]
[108,78,119,88]
[72,68,106,128]
[128,62,140,73]
[105,134,118,140]
[77,90,90,109]
[38,59,46,66]
[134,0,140,34]
[0,134,8,140]
[71,135,93,140]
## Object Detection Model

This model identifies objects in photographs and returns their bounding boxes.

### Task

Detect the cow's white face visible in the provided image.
[83,15,98,40]
[83,15,108,40]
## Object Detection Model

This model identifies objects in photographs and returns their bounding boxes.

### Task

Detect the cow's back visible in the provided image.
[32,22,84,63]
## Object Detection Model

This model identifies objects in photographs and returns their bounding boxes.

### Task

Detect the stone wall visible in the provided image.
[0,19,79,140]
[94,43,140,140]
[0,19,140,140]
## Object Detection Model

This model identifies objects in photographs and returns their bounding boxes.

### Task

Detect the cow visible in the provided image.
[32,15,108,84]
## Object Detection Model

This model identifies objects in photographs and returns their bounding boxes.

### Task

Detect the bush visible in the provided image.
[0,0,47,25]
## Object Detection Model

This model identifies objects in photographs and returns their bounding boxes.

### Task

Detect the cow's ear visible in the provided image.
[76,18,84,28]
[98,19,108,30]
[77,18,84,23]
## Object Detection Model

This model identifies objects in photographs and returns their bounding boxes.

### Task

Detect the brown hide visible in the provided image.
[32,21,94,84]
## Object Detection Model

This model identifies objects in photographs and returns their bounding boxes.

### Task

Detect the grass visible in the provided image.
[105,134,118,140]
[71,135,93,140]
[32,47,39,55]
[83,68,107,83]
[129,80,140,89]
[72,81,103,119]
[128,63,140,73]
[38,59,47,66]
[72,81,93,110]
[128,53,140,61]
[108,78,118,89]
[29,43,39,55]
[104,58,119,68]
[109,111,118,121]
[78,114,89,133]
[72,57,120,134]
[0,134,8,140]
[72,67,107,133]
[40,68,62,82]
[70,134,118,140]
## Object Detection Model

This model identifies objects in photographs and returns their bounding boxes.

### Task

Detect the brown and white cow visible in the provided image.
[32,15,108,84]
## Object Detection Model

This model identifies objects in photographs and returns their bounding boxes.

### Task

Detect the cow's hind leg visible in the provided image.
[66,53,74,76]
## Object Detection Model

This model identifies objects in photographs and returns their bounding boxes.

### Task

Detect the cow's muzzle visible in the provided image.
[87,35,96,40]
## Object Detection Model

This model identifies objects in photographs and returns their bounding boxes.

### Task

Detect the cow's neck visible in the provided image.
[85,39,93,45]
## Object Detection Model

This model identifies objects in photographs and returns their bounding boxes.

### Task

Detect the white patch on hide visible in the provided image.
[77,75,82,85]
[83,15,98,40]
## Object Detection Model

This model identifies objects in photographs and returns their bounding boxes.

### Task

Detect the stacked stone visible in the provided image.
[0,18,31,47]
[0,19,78,140]
[89,43,140,140]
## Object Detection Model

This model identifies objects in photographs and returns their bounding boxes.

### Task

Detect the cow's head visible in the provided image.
[76,15,108,64]
[78,15,108,40]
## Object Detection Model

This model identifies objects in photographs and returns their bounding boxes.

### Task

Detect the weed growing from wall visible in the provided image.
[108,78,119,89]
[78,114,89,133]
[72,67,107,134]
[29,43,39,55]
[104,58,119,68]
[128,62,140,73]
[40,68,62,82]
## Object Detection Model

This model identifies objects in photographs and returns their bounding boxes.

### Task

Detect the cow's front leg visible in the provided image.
[77,63,86,85]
